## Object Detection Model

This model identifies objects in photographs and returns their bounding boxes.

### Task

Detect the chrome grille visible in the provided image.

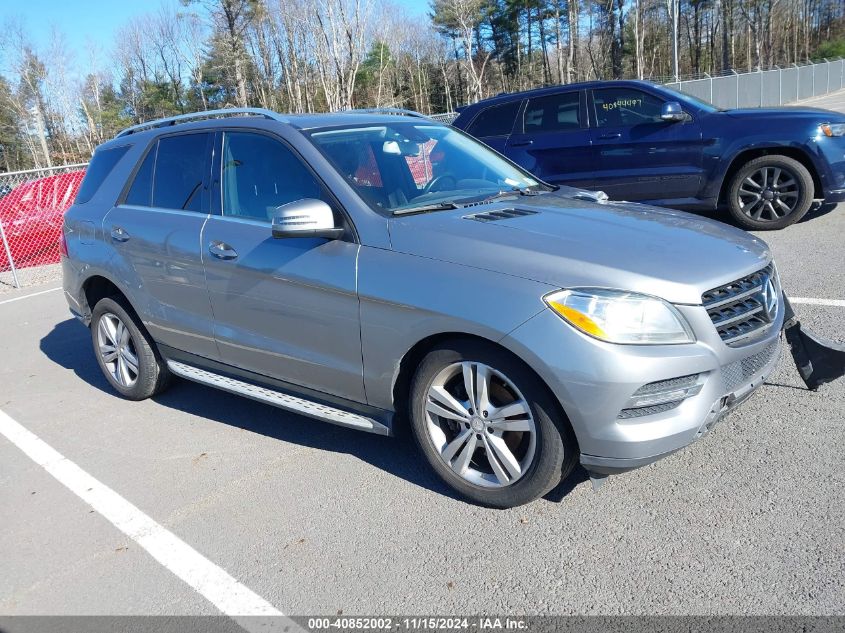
[702,264,776,346]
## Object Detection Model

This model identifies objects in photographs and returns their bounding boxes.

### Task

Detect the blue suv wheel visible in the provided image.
[727,155,814,230]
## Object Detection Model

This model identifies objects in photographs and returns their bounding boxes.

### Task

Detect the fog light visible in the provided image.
[622,374,702,412]
[628,386,701,408]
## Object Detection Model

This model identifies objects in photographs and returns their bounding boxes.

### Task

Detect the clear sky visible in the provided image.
[3,0,430,73]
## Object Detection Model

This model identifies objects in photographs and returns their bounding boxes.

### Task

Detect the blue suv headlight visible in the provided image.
[820,123,845,137]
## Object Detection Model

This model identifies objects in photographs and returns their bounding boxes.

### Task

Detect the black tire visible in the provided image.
[727,155,814,230]
[90,296,171,400]
[409,340,578,508]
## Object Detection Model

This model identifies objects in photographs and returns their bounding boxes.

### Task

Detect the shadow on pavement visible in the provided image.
[709,200,840,230]
[799,201,839,223]
[41,318,595,505]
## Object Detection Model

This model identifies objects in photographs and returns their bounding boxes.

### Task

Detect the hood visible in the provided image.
[387,192,771,305]
[723,106,845,121]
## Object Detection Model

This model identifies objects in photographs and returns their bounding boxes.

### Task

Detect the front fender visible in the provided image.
[703,137,826,201]
[357,247,556,411]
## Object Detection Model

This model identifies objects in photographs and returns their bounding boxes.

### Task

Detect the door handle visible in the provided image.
[598,133,622,140]
[110,226,130,242]
[208,241,238,260]
[509,139,534,147]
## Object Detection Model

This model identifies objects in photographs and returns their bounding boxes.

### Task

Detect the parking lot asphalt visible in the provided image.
[2,99,845,621]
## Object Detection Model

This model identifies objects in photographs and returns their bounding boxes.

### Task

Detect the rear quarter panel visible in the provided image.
[62,136,153,320]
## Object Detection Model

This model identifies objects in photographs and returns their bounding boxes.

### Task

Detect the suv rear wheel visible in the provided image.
[727,155,814,230]
[409,341,578,508]
[91,296,171,400]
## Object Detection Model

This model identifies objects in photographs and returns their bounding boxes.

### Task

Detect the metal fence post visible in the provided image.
[759,68,763,106]
[812,60,815,95]
[734,70,740,108]
[825,59,830,94]
[0,217,20,289]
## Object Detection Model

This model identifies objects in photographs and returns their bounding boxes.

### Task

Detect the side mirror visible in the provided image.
[271,199,344,240]
[661,101,687,122]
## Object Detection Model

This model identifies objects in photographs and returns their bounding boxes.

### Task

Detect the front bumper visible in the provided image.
[823,188,845,204]
[502,297,785,474]
[580,337,780,474]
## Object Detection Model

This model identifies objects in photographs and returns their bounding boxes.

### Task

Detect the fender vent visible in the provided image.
[464,208,538,222]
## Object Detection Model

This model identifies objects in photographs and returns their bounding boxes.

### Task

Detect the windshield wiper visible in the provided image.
[457,187,540,206]
[392,201,460,216]
[392,186,547,216]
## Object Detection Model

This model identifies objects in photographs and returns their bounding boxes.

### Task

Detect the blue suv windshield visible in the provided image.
[308,122,542,215]
[659,85,721,112]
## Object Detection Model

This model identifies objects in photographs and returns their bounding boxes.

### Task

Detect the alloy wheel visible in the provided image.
[97,312,139,388]
[737,166,801,222]
[424,361,537,488]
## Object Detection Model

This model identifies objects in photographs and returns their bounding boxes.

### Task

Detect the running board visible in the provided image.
[167,361,389,435]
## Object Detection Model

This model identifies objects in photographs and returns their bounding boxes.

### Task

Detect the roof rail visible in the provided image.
[340,108,429,119]
[116,107,289,138]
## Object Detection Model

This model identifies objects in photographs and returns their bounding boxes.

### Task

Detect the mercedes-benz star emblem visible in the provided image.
[762,277,778,321]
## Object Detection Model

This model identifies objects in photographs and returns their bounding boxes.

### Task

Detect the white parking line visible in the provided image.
[789,297,845,307]
[0,408,292,629]
[0,286,62,305]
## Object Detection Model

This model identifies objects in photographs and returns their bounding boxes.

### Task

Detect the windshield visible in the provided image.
[308,122,543,215]
[660,85,721,113]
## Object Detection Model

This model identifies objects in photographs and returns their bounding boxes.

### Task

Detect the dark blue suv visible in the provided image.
[452,80,845,230]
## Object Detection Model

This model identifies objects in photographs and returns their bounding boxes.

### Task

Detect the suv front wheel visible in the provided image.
[727,155,814,230]
[91,296,171,400]
[409,341,578,508]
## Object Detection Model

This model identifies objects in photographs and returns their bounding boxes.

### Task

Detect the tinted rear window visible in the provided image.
[524,92,581,132]
[153,133,209,211]
[125,144,155,206]
[75,145,130,204]
[466,101,520,137]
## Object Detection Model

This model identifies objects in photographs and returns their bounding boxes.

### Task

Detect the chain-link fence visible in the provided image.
[0,164,87,291]
[429,112,459,124]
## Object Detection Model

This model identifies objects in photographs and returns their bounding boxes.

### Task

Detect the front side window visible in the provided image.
[593,88,665,127]
[221,132,327,222]
[524,92,581,132]
[309,123,541,215]
[466,101,520,138]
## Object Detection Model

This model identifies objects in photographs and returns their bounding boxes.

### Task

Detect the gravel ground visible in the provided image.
[0,263,62,293]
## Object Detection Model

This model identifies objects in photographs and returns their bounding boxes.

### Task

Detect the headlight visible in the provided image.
[544,288,695,345]
[820,123,845,137]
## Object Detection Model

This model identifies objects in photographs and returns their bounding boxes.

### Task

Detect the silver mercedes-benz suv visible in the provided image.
[61,108,784,508]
